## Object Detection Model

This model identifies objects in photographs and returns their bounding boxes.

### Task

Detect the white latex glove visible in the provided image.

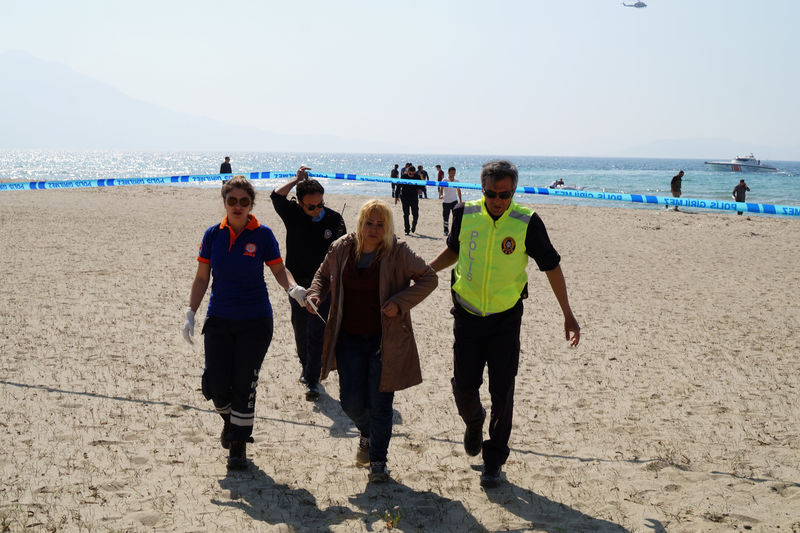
[182,307,196,345]
[288,285,307,306]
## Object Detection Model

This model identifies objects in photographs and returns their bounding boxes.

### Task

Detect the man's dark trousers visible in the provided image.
[401,195,419,233]
[289,294,330,385]
[451,299,523,469]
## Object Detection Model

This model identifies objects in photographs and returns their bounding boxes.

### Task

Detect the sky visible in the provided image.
[1,0,799,158]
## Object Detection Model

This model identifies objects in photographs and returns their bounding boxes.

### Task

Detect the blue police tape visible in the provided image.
[3,170,800,218]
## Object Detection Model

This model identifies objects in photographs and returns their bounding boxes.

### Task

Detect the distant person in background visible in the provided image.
[668,170,684,211]
[395,164,424,235]
[436,164,445,198]
[417,165,429,199]
[732,179,751,215]
[390,164,399,198]
[441,166,462,236]
[220,157,232,174]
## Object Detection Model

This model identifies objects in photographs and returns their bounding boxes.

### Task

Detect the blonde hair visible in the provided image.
[355,199,395,261]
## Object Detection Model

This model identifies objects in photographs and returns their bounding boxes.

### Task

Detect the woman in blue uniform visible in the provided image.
[182,175,306,469]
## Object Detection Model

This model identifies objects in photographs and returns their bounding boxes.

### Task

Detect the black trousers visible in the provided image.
[442,200,458,233]
[289,294,330,385]
[451,299,523,469]
[202,316,273,441]
[400,196,419,233]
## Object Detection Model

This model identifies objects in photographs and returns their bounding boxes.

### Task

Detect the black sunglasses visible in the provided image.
[226,196,251,207]
[302,201,325,210]
[483,190,514,199]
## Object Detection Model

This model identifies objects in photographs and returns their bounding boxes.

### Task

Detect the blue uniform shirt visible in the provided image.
[198,215,282,320]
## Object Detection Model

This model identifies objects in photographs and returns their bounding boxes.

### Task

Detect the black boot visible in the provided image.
[227,441,248,470]
[220,420,232,450]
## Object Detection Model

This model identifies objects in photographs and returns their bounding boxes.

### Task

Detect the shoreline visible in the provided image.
[1,186,798,531]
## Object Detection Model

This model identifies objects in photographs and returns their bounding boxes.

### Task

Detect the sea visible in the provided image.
[2,151,799,215]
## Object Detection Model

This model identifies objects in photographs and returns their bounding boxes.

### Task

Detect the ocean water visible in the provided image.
[2,151,799,213]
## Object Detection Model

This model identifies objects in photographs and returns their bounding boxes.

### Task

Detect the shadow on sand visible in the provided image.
[349,478,488,533]
[483,479,630,533]
[214,463,358,531]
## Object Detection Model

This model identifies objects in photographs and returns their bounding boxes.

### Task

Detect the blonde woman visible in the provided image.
[305,199,437,482]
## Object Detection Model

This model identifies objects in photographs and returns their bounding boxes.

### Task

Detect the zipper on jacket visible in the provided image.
[481,218,496,315]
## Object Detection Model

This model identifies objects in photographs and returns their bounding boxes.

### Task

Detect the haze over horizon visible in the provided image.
[1,1,799,160]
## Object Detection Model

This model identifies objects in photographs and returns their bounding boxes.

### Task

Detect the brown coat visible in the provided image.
[307,233,437,392]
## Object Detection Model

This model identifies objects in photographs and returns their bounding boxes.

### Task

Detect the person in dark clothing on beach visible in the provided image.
[220,157,232,174]
[667,170,684,211]
[271,166,347,400]
[732,179,751,215]
[390,164,399,198]
[394,164,425,235]
[417,165,429,199]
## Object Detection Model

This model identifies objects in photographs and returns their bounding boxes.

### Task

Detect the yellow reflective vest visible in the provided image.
[452,199,532,316]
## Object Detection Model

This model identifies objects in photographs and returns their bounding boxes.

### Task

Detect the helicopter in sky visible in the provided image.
[622,1,647,7]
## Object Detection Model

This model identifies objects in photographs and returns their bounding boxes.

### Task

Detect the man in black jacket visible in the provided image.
[220,156,232,174]
[271,166,346,400]
[394,164,425,235]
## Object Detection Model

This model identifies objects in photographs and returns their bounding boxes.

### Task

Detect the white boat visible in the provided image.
[704,154,777,172]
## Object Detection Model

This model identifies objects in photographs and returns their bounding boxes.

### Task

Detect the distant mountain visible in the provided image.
[617,137,798,162]
[0,50,393,153]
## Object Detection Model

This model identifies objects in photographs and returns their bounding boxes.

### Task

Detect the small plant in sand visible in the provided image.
[371,506,403,529]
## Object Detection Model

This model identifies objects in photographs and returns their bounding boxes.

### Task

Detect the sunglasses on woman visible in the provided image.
[483,190,514,199]
[226,196,251,207]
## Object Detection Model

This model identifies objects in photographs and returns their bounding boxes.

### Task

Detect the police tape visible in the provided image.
[2,170,799,218]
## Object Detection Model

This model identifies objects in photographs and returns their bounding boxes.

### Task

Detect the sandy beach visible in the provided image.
[1,184,799,532]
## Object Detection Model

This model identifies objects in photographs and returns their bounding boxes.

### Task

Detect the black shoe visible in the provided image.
[299,374,307,384]
[368,461,389,483]
[220,420,232,450]
[464,409,485,457]
[480,464,502,488]
[304,382,320,402]
[227,441,248,470]
[405,230,410,235]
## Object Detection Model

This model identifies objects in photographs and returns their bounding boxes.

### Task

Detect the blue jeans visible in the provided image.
[335,332,394,463]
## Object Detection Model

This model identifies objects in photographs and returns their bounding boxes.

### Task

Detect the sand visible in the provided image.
[0,185,798,532]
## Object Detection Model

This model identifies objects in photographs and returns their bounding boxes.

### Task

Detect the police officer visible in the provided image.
[429,160,580,488]
[271,166,346,400]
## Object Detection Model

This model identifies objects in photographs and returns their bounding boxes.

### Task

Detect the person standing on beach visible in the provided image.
[436,164,445,198]
[441,166,462,236]
[305,199,437,483]
[271,166,346,401]
[667,170,684,211]
[182,175,307,470]
[390,164,399,198]
[220,156,232,174]
[417,165,429,199]
[429,160,580,488]
[394,164,425,235]
[732,178,751,215]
